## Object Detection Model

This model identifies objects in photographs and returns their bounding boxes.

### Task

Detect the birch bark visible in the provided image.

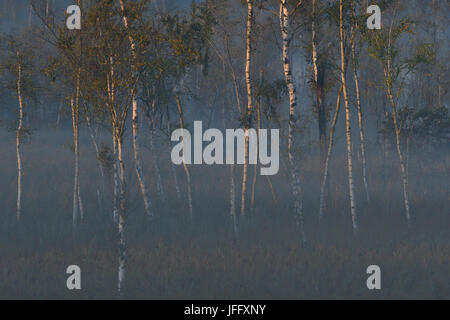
[339,0,357,234]
[119,0,153,218]
[16,57,23,223]
[241,0,254,218]
[280,0,305,242]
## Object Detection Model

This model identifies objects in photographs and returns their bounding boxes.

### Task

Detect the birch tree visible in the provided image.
[0,38,36,223]
[14,51,25,223]
[280,0,306,243]
[364,0,434,227]
[350,3,370,203]
[118,0,153,219]
[241,0,254,218]
[339,0,357,233]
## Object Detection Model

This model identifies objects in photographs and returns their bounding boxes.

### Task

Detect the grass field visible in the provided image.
[0,128,448,299]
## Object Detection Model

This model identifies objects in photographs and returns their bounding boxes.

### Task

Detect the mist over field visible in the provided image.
[0,0,448,299]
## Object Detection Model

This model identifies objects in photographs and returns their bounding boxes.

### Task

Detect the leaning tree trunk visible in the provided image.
[119,0,153,219]
[280,1,305,243]
[319,86,342,220]
[16,59,23,223]
[339,0,357,234]
[351,23,370,203]
[385,70,411,228]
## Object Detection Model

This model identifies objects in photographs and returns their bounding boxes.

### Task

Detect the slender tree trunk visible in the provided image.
[86,114,105,212]
[16,59,23,223]
[112,133,119,226]
[171,161,181,200]
[149,121,165,201]
[280,1,305,243]
[166,106,181,200]
[351,21,370,203]
[312,0,327,166]
[71,95,79,232]
[116,131,127,294]
[339,0,357,233]
[385,71,411,228]
[384,0,411,228]
[119,0,153,219]
[241,0,254,218]
[250,87,261,214]
[230,163,237,235]
[132,99,153,218]
[175,94,193,223]
[108,53,119,227]
[76,73,84,224]
[319,86,342,220]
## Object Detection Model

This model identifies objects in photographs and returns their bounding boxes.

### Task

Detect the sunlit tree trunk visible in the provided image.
[312,0,327,166]
[108,56,119,226]
[16,57,23,223]
[319,86,342,220]
[339,0,357,234]
[119,0,153,219]
[241,0,254,217]
[175,94,193,223]
[280,0,305,243]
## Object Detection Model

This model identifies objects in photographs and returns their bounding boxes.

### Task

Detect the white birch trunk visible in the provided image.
[241,0,254,218]
[16,59,23,223]
[280,1,305,243]
[339,0,357,234]
[119,0,153,219]
[116,133,127,294]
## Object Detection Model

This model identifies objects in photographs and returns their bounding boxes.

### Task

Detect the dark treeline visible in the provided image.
[0,0,448,299]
